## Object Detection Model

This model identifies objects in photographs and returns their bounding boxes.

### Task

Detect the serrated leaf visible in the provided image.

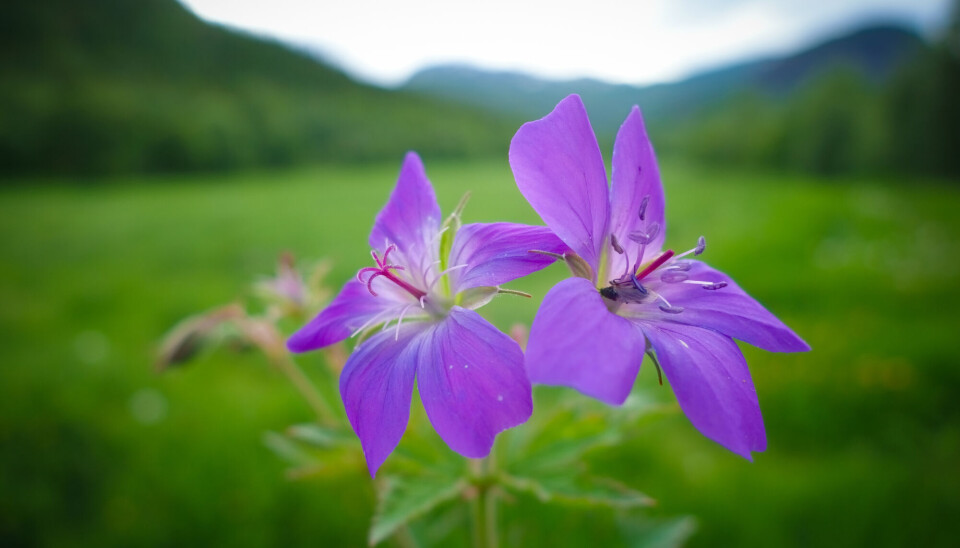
[620,516,698,548]
[501,473,654,509]
[505,404,620,476]
[368,475,466,546]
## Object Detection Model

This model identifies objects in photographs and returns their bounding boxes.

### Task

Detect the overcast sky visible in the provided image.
[179,0,952,86]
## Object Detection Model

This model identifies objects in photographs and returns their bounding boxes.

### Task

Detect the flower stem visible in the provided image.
[274,352,337,425]
[470,456,499,548]
[472,482,490,548]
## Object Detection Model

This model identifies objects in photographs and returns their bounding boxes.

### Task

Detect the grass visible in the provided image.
[1,159,958,547]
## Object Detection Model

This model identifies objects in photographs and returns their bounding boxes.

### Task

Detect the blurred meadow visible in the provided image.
[2,0,960,547]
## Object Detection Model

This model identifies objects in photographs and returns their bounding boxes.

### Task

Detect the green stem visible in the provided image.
[485,486,499,548]
[472,483,490,548]
[274,353,337,425]
[470,457,499,548]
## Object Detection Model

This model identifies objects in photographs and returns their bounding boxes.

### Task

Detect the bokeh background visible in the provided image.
[2,0,959,546]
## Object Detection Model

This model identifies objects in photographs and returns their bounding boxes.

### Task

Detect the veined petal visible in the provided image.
[447,222,567,292]
[639,321,766,460]
[609,107,666,270]
[644,261,810,353]
[287,279,411,353]
[339,324,422,477]
[525,277,645,405]
[369,152,442,276]
[413,307,532,458]
[509,94,610,274]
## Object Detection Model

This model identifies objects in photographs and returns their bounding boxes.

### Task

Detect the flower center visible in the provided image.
[600,197,726,313]
[357,244,427,300]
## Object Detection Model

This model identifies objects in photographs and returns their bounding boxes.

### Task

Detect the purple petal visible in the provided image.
[525,277,646,405]
[645,261,810,353]
[608,107,666,269]
[638,322,766,460]
[339,325,422,476]
[509,94,610,275]
[447,222,567,292]
[413,307,532,458]
[287,279,409,353]
[369,152,442,267]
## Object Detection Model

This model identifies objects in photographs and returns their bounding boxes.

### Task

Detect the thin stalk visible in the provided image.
[470,455,499,548]
[472,482,490,548]
[485,486,499,548]
[274,353,337,425]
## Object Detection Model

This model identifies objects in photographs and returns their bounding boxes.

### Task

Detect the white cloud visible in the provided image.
[178,0,952,86]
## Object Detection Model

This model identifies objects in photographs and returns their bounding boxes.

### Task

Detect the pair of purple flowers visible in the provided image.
[288,95,809,476]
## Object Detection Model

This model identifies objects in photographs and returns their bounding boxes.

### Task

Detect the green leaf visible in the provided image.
[368,474,466,546]
[501,472,654,509]
[504,403,621,476]
[261,431,318,467]
[285,423,357,449]
[620,516,698,548]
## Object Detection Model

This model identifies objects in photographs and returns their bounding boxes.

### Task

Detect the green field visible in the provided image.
[2,160,958,547]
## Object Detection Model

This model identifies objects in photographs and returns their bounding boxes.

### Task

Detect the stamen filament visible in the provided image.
[349,307,396,339]
[394,305,412,341]
[674,236,707,260]
[427,263,468,291]
[682,280,728,290]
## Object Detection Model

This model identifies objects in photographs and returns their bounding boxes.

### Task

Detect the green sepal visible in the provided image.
[456,286,498,309]
[437,192,471,297]
[564,252,595,281]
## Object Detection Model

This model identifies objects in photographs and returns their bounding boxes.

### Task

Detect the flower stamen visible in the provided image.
[674,236,706,260]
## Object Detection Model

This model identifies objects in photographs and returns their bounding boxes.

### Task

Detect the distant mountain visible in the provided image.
[401,24,925,136]
[0,0,517,175]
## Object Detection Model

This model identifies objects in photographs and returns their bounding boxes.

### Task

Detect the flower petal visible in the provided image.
[608,107,666,270]
[339,324,421,477]
[644,261,810,352]
[525,277,645,405]
[638,322,766,460]
[369,152,442,272]
[287,279,411,353]
[447,222,567,292]
[509,94,610,274]
[413,307,532,458]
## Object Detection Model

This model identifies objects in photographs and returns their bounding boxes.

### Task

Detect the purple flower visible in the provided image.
[510,95,810,459]
[287,152,566,476]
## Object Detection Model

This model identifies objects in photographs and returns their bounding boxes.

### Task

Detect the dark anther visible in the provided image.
[638,195,649,221]
[600,286,619,301]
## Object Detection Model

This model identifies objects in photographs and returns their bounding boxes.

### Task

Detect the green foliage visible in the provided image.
[619,516,698,548]
[659,37,960,179]
[369,475,467,545]
[0,0,516,176]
